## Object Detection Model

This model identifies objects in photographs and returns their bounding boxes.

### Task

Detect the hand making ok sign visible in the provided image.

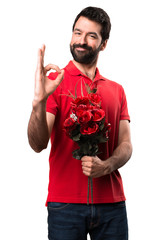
[34,44,64,104]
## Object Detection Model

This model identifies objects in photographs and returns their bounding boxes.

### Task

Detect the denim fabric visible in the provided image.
[47,201,128,240]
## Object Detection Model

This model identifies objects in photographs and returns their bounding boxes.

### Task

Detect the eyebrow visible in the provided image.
[74,28,98,37]
[88,32,98,37]
[74,28,81,32]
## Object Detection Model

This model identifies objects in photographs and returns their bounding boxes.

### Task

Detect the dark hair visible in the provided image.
[72,6,111,42]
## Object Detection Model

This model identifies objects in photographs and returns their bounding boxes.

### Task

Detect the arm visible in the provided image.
[105,120,132,173]
[81,120,132,178]
[28,106,55,152]
[27,45,64,152]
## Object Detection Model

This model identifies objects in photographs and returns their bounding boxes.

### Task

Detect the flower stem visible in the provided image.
[87,177,93,205]
[90,177,93,204]
[87,177,90,205]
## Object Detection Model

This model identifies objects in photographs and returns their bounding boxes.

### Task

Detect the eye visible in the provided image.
[89,34,97,39]
[74,31,81,36]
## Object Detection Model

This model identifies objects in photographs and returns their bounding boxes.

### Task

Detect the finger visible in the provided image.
[81,156,92,162]
[44,64,62,74]
[54,69,64,86]
[41,44,45,55]
[82,169,91,177]
[36,48,43,72]
[82,161,92,168]
[36,45,45,69]
[41,44,46,64]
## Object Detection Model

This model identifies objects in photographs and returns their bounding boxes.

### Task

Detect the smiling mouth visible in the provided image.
[76,47,88,51]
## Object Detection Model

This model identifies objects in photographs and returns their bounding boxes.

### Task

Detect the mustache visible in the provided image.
[72,44,92,51]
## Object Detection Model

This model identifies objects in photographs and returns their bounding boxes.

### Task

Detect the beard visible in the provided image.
[70,43,102,65]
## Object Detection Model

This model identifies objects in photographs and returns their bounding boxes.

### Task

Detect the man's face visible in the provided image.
[70,16,105,65]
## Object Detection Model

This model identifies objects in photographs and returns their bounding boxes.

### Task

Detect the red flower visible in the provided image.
[73,105,86,118]
[77,110,92,124]
[72,97,89,107]
[80,122,99,135]
[92,109,105,122]
[88,93,101,105]
[63,117,76,134]
[71,98,90,113]
[74,104,88,114]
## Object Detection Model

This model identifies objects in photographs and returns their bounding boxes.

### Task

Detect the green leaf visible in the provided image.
[91,88,97,93]
[81,79,84,97]
[99,123,104,131]
[83,82,90,93]
[72,149,83,160]
[60,93,75,99]
[68,90,75,99]
[80,144,89,155]
[72,133,81,142]
[74,77,83,98]
[98,136,109,143]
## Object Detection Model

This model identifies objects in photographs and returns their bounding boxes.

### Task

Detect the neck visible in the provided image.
[72,60,98,81]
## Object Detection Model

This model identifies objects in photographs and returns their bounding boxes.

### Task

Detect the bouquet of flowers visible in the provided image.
[63,85,111,159]
[63,82,111,203]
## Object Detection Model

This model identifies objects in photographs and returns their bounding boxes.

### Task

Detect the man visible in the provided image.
[28,6,132,240]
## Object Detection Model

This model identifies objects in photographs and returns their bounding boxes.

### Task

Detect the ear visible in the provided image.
[100,40,108,51]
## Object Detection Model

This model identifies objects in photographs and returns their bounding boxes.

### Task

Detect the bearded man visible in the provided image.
[28,6,132,240]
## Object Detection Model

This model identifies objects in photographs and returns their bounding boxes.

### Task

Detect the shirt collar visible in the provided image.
[65,61,106,82]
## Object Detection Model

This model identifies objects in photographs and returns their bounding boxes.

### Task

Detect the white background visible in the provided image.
[0,0,160,239]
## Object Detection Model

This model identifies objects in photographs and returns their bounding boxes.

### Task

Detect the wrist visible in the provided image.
[32,99,47,118]
[103,157,115,175]
[32,97,47,109]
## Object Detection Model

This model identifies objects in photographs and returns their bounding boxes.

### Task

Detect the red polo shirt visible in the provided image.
[46,61,130,205]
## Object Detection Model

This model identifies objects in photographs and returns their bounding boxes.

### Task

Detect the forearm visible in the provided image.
[81,121,132,178]
[27,100,49,152]
[104,141,132,174]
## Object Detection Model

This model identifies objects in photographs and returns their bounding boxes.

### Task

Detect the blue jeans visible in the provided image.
[47,202,128,240]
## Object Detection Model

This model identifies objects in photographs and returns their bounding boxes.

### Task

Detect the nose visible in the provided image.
[79,34,87,45]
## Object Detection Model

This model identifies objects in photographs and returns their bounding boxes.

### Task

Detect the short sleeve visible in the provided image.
[46,93,58,115]
[120,87,130,122]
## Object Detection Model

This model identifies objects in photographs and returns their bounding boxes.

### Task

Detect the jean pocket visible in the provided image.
[47,202,70,211]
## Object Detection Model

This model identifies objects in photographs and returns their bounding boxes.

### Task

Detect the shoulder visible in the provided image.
[99,76,124,93]
[97,77,127,107]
